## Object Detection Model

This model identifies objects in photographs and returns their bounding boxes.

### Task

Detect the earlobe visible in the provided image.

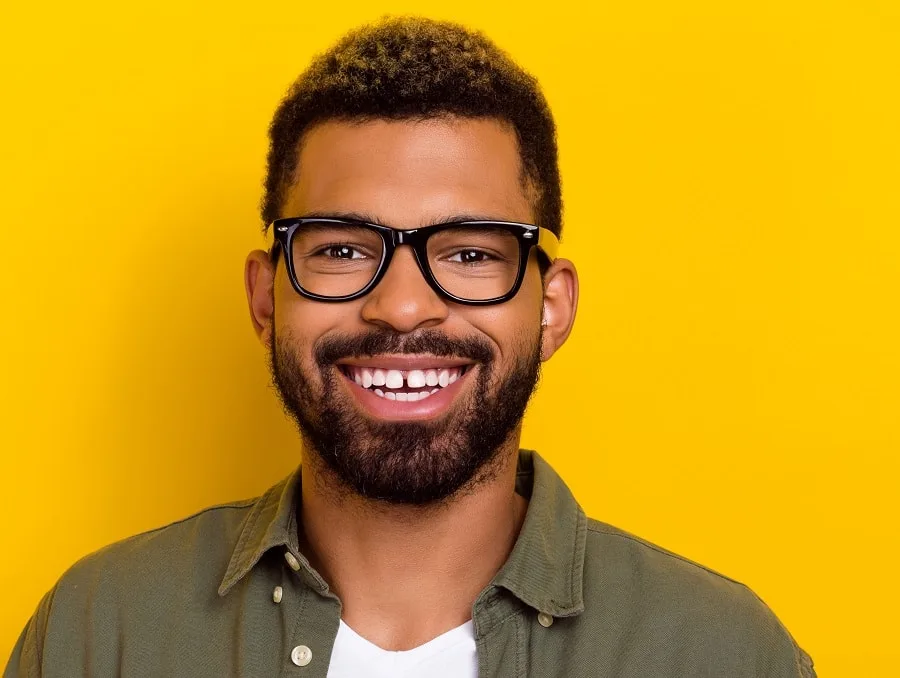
[539,258,579,362]
[539,315,552,361]
[245,250,276,348]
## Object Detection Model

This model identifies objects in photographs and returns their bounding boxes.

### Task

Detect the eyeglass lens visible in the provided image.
[290,223,522,300]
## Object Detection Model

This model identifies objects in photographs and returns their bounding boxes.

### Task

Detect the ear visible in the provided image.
[540,257,579,362]
[245,249,276,349]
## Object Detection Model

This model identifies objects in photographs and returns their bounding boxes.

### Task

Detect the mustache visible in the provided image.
[315,329,494,367]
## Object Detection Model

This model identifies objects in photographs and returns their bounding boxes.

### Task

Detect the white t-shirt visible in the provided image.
[326,619,478,678]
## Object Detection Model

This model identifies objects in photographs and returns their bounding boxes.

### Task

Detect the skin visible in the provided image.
[244,117,578,650]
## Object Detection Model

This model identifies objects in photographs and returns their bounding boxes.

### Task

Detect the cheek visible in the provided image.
[464,265,544,365]
[518,260,546,314]
[273,271,361,360]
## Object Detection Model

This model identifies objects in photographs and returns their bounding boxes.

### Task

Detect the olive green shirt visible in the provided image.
[6,450,815,677]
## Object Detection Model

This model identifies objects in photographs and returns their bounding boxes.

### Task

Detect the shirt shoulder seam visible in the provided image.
[110,497,261,544]
[585,522,749,589]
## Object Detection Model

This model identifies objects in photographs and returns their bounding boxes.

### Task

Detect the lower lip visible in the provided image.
[338,368,473,422]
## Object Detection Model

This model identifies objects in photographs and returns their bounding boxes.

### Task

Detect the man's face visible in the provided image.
[266,118,548,505]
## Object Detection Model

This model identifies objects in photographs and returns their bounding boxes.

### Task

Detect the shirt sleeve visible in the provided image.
[4,587,56,678]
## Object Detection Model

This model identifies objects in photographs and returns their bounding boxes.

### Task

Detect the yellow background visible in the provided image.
[2,1,898,674]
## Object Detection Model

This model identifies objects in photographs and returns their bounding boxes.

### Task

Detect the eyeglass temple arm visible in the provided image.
[266,224,282,261]
[537,227,560,262]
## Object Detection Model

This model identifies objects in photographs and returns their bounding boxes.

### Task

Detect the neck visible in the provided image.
[298,439,528,651]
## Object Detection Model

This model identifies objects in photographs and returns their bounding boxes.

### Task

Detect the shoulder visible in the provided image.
[584,517,758,604]
[69,496,255,580]
[47,494,260,619]
[580,518,813,675]
[6,494,267,677]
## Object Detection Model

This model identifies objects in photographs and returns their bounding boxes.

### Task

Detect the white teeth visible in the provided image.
[348,364,467,395]
[407,370,426,388]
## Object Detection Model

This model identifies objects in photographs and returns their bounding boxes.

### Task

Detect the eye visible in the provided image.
[447,249,493,264]
[320,244,367,260]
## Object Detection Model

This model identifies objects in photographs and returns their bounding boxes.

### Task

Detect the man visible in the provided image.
[6,16,815,678]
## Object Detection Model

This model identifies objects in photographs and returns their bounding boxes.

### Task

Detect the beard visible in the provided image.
[268,322,542,506]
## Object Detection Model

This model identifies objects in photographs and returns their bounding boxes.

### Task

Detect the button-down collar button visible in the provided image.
[284,551,301,571]
[291,645,312,666]
[537,612,554,628]
[273,586,283,604]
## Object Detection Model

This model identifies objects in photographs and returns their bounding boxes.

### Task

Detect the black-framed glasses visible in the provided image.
[268,217,560,305]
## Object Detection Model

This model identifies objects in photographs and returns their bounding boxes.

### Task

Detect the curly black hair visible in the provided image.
[261,16,562,239]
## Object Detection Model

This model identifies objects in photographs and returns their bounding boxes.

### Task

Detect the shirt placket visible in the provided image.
[473,589,526,678]
[276,548,342,678]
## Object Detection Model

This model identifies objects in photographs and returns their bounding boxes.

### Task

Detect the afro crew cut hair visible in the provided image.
[261,16,562,239]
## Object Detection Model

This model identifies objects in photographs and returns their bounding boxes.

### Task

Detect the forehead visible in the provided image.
[282,117,534,227]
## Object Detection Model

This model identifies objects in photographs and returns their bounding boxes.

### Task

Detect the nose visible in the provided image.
[360,245,449,332]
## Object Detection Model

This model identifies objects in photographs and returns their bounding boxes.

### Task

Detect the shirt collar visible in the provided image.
[492,449,587,617]
[217,469,303,597]
[218,449,587,618]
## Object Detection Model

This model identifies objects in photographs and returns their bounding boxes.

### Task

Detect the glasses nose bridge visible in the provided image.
[384,226,429,269]
[388,227,420,248]
[382,227,431,281]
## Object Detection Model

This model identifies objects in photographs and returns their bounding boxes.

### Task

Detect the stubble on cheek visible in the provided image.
[267,323,320,427]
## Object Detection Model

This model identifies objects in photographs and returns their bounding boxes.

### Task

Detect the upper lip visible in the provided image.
[335,355,476,370]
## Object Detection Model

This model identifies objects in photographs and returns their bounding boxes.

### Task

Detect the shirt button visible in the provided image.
[284,551,301,571]
[537,612,554,628]
[273,586,283,604]
[291,645,312,667]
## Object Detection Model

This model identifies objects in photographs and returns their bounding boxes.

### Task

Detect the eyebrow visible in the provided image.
[292,210,524,227]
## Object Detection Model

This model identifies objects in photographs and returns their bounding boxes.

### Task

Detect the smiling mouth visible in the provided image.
[337,364,473,402]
